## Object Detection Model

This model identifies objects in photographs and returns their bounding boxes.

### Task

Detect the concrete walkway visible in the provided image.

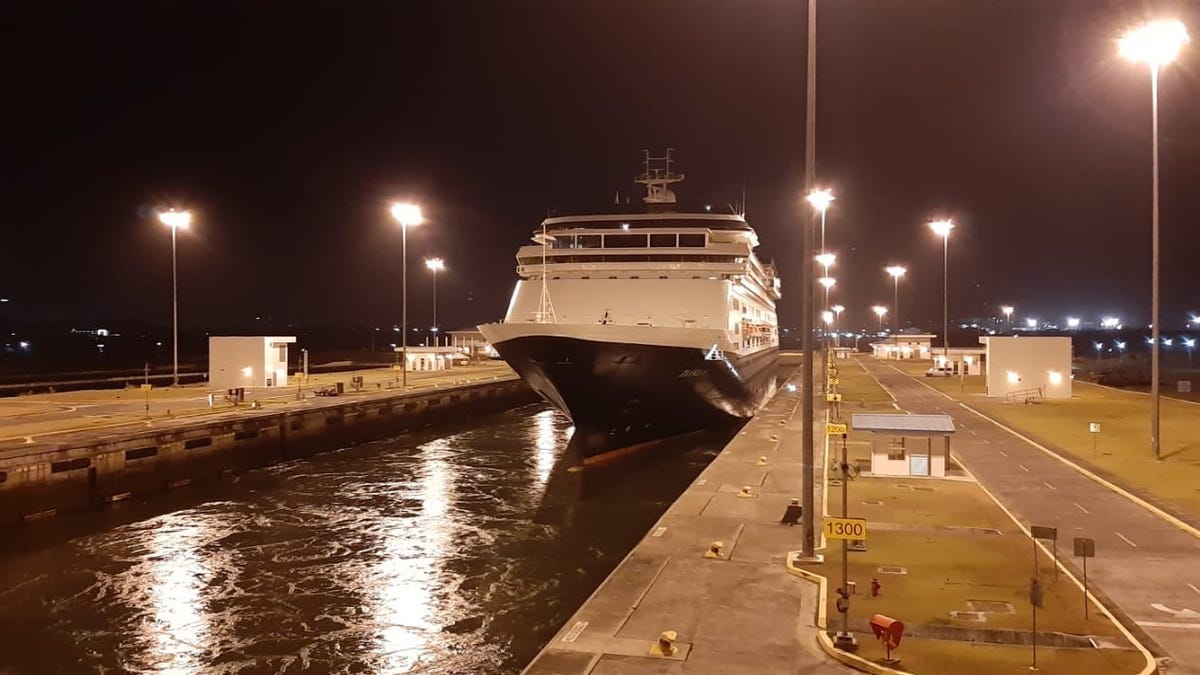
[524,372,849,675]
[0,362,514,451]
[861,356,1200,674]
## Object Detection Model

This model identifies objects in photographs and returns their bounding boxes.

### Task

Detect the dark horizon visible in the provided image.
[3,0,1199,335]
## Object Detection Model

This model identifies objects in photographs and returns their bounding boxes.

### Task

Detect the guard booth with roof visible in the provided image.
[851,413,956,478]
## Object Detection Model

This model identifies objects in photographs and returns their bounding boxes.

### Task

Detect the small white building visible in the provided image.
[209,336,296,389]
[981,336,1072,399]
[851,413,955,478]
[395,345,462,372]
[930,348,987,376]
[871,333,937,360]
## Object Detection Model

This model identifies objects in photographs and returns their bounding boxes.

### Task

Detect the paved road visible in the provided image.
[861,357,1200,673]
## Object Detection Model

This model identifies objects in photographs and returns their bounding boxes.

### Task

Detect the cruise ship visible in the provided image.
[479,151,780,460]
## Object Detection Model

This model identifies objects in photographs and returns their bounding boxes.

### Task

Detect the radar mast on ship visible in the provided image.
[635,149,685,204]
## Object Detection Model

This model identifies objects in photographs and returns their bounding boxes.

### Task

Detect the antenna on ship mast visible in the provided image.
[635,148,685,204]
[532,221,557,323]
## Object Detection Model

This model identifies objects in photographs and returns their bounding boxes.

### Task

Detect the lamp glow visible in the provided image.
[425,257,444,272]
[872,305,888,318]
[818,277,836,290]
[390,203,423,227]
[1006,371,1020,384]
[1001,305,1014,319]
[1067,317,1081,328]
[885,265,906,280]
[1025,318,1037,328]
[1119,20,1189,67]
[815,253,836,270]
[158,209,192,229]
[1048,371,1063,386]
[929,219,954,238]
[805,188,835,213]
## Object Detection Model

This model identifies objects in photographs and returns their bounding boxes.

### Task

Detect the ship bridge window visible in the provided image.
[577,234,602,248]
[649,233,677,247]
[679,233,707,247]
[604,233,648,248]
[551,235,577,249]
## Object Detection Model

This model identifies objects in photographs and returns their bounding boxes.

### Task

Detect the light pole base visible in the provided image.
[833,632,858,652]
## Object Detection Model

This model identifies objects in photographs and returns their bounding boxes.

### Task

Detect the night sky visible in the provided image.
[3,0,1198,334]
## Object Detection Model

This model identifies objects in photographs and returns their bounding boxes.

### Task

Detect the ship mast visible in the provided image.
[532,221,557,323]
[635,148,685,204]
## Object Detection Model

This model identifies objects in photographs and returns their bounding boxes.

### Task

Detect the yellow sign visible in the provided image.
[829,368,838,377]
[828,377,840,386]
[825,422,848,436]
[826,393,842,402]
[140,384,153,390]
[824,517,867,541]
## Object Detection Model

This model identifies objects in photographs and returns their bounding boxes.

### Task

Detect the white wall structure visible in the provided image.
[982,336,1072,399]
[930,348,987,375]
[209,336,296,389]
[871,334,936,360]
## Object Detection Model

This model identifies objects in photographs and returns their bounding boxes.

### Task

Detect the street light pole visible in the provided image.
[426,258,444,346]
[929,220,955,360]
[885,265,906,331]
[391,203,424,387]
[158,209,192,387]
[1120,19,1189,460]
[799,0,818,561]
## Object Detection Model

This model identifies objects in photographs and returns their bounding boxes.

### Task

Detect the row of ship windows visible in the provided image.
[519,254,744,265]
[548,233,708,249]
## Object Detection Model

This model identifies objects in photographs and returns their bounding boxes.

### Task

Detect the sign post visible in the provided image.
[1030,577,1043,670]
[1074,537,1096,620]
[1031,525,1058,581]
[1089,422,1100,457]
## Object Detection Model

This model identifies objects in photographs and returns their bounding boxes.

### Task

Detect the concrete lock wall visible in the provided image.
[0,378,535,525]
[984,336,1072,399]
[209,336,295,389]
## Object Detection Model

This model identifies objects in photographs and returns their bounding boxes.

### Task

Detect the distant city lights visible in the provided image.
[1101,316,1121,329]
[1066,317,1081,328]
[1025,318,1037,328]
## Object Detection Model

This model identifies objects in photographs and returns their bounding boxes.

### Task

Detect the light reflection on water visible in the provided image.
[0,404,726,674]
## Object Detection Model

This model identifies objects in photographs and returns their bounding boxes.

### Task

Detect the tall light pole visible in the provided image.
[806,188,835,253]
[799,0,819,564]
[831,304,844,347]
[158,209,192,386]
[1001,305,1015,331]
[872,305,888,332]
[1120,19,1189,460]
[885,265,906,331]
[425,257,445,346]
[391,203,424,387]
[929,219,954,360]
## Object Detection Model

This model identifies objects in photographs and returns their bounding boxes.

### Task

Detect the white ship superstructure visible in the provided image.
[480,151,780,458]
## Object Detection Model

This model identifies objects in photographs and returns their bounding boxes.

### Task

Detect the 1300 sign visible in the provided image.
[823,517,867,541]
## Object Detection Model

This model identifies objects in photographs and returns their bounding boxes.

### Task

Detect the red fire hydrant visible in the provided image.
[871,577,881,597]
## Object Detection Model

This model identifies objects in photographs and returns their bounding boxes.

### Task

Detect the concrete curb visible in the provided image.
[785,553,915,675]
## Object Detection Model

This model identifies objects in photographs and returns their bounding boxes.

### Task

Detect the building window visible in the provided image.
[577,235,602,248]
[603,233,649,248]
[887,447,906,461]
[649,233,677,247]
[678,233,707,247]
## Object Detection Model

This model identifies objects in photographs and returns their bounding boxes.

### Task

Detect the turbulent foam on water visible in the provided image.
[0,405,726,674]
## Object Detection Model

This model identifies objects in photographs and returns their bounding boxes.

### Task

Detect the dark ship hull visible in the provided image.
[488,333,777,460]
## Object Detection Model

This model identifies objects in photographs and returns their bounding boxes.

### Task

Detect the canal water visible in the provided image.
[0,404,732,674]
